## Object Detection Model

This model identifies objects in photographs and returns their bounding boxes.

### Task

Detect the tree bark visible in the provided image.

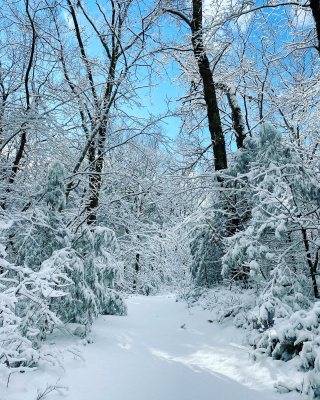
[191,0,227,170]
[301,227,319,299]
[310,0,320,52]
[216,83,246,149]
[132,252,140,291]
[7,0,36,191]
[67,0,120,226]
[225,89,246,149]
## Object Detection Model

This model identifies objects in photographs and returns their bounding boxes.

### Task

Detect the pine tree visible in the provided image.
[190,215,224,287]
[11,161,68,271]
[223,124,320,325]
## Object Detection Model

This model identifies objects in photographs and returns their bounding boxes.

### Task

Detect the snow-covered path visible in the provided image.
[4,295,300,400]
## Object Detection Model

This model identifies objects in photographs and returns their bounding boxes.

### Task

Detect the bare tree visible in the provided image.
[52,0,161,225]
[164,0,229,171]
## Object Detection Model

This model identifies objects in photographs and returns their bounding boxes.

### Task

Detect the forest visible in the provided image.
[1,0,320,399]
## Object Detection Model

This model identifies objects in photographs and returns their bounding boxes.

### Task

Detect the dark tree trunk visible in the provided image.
[133,252,140,291]
[6,0,36,195]
[191,0,227,171]
[310,0,320,52]
[67,0,119,226]
[225,91,246,149]
[216,83,246,149]
[86,125,106,225]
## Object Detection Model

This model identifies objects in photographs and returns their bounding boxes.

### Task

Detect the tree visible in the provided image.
[223,124,320,300]
[51,0,162,225]
[10,162,67,270]
[164,0,229,170]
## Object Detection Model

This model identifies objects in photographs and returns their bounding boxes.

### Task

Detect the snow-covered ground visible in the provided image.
[2,295,302,400]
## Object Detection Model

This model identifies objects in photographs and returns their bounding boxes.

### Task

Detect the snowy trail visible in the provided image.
[4,295,300,400]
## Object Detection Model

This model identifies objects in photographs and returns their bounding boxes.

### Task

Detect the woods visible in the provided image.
[1,0,320,398]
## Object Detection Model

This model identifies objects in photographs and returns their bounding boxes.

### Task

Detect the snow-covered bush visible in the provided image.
[0,241,69,368]
[44,247,97,326]
[211,124,320,396]
[0,270,37,368]
[45,161,66,212]
[223,124,320,303]
[190,211,224,287]
[10,161,68,270]
[17,260,70,348]
[1,223,126,370]
[73,226,127,320]
[248,302,320,397]
[188,140,254,289]
[0,160,127,371]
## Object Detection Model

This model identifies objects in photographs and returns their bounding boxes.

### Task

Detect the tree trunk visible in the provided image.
[310,0,320,52]
[133,252,140,291]
[5,0,36,196]
[67,0,119,226]
[216,83,246,149]
[301,227,319,298]
[86,125,105,226]
[225,88,246,149]
[191,0,227,171]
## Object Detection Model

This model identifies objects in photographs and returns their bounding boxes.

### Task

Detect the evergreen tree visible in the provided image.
[223,124,320,323]
[190,213,224,287]
[11,161,68,270]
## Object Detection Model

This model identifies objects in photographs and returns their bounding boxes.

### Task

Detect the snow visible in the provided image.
[2,295,302,400]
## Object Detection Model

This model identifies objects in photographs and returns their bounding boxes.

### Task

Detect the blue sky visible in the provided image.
[132,62,184,140]
[69,2,186,141]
